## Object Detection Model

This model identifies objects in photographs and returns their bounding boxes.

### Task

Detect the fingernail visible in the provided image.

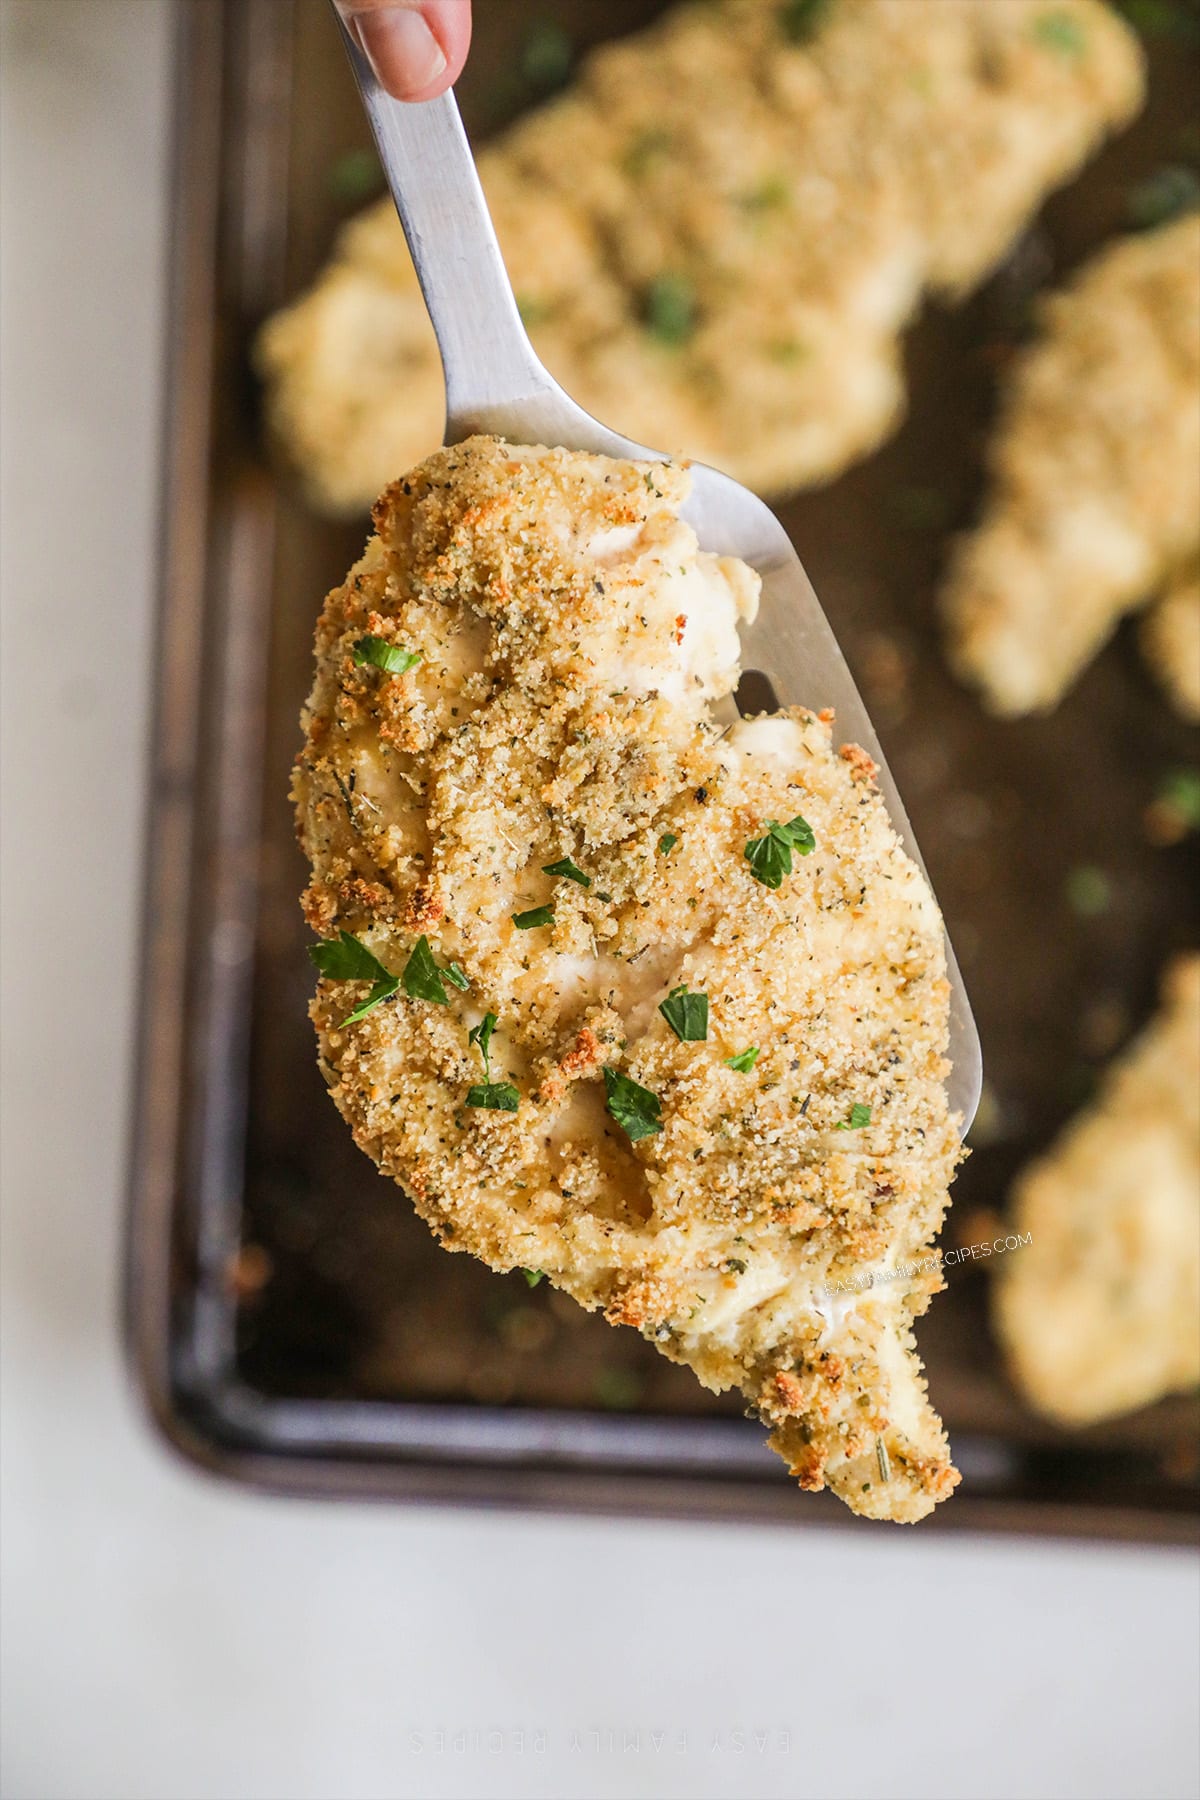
[354,8,447,98]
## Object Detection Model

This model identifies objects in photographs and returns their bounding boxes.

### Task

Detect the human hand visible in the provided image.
[334,1,471,101]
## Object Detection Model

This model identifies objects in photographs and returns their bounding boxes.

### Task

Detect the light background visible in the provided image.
[1,5,1197,1798]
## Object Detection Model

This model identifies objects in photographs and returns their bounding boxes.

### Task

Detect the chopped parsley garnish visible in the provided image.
[725,1047,761,1073]
[623,127,673,179]
[1114,0,1200,42]
[308,930,399,1024]
[643,274,697,346]
[888,484,950,532]
[835,1103,873,1131]
[465,1010,520,1112]
[466,1081,520,1112]
[542,857,591,888]
[521,1268,545,1288]
[352,635,422,676]
[740,174,790,214]
[327,147,382,203]
[780,0,834,42]
[340,979,400,1026]
[401,935,450,1005]
[515,293,552,329]
[744,814,816,889]
[520,20,573,90]
[468,1011,498,1068]
[1032,9,1087,55]
[724,1258,748,1275]
[603,1066,663,1142]
[1127,165,1200,230]
[512,905,555,930]
[659,984,709,1043]
[592,1366,643,1409]
[1065,865,1112,918]
[657,833,679,856]
[1156,767,1200,831]
[309,930,391,984]
[445,961,471,992]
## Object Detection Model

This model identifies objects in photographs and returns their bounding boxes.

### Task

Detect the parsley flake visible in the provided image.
[468,1011,498,1069]
[542,857,591,888]
[780,0,834,42]
[465,1010,519,1112]
[1065,865,1112,918]
[327,147,382,203]
[341,978,400,1025]
[1156,767,1200,831]
[308,931,399,1024]
[659,983,709,1043]
[512,906,555,930]
[623,127,672,179]
[445,962,470,992]
[521,1268,545,1288]
[309,930,391,983]
[515,293,552,329]
[352,635,422,676]
[1127,165,1200,230]
[835,1103,872,1131]
[643,274,697,346]
[725,1047,760,1073]
[740,174,790,214]
[657,832,679,856]
[401,935,450,1005]
[1114,0,1200,42]
[466,1081,520,1113]
[744,814,816,889]
[520,20,572,90]
[603,1066,663,1142]
[1032,9,1088,55]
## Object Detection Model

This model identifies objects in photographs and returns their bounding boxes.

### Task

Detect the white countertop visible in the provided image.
[1,5,1196,1798]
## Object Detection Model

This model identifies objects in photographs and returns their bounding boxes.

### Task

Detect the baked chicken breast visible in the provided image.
[944,215,1200,716]
[996,954,1200,1425]
[295,436,963,1521]
[1142,564,1200,724]
[259,0,1142,515]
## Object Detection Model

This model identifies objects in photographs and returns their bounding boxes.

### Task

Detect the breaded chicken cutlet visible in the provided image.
[295,436,964,1521]
[259,0,1143,516]
[944,215,1200,716]
[1142,564,1200,724]
[996,955,1200,1426]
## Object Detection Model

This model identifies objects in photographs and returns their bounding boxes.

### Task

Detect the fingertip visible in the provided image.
[423,0,471,95]
[341,2,470,102]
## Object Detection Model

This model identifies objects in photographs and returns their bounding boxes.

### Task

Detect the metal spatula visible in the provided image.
[336,34,982,1131]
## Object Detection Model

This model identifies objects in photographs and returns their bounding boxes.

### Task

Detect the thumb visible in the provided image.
[335,1,471,101]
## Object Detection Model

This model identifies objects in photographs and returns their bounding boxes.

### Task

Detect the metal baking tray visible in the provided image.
[125,0,1200,1538]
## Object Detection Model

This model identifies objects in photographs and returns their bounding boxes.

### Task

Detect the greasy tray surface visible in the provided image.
[127,0,1199,1535]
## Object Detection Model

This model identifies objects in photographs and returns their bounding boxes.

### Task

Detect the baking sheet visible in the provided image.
[126,0,1199,1536]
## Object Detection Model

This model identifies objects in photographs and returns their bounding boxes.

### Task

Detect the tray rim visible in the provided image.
[121,0,1200,1546]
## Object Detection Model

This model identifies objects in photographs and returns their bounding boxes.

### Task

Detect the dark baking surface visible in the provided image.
[127,0,1199,1534]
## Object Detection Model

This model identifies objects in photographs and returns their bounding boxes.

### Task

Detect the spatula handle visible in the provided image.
[335,19,548,442]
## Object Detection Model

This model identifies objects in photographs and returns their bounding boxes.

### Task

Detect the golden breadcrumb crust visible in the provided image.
[996,955,1200,1425]
[944,216,1200,716]
[258,0,1142,515]
[294,436,963,1521]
